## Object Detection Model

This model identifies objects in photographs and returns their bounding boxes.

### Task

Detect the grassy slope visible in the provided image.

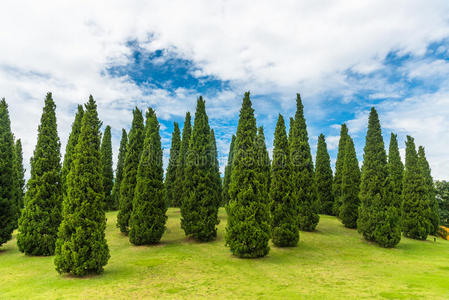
[1,208,448,299]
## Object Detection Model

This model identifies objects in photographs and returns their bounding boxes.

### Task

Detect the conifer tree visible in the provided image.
[14,139,25,209]
[290,94,319,231]
[61,105,84,195]
[225,92,271,257]
[315,134,334,215]
[270,114,298,247]
[129,108,167,245]
[333,123,349,216]
[388,133,404,209]
[117,108,145,234]
[0,98,18,247]
[111,129,127,210]
[339,137,360,228]
[181,97,220,241]
[54,96,109,275]
[165,122,181,206]
[358,108,401,247]
[210,129,223,208]
[17,93,62,256]
[222,135,236,205]
[100,125,114,210]
[173,112,192,207]
[257,126,271,192]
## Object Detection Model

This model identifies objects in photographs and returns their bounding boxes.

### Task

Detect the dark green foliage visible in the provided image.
[270,114,298,247]
[417,146,439,235]
[289,94,319,231]
[54,96,109,276]
[388,133,404,209]
[111,129,127,210]
[357,108,401,248]
[0,98,18,246]
[210,129,223,209]
[332,124,349,216]
[129,108,167,245]
[315,134,334,215]
[165,122,181,207]
[222,135,236,205]
[14,139,25,209]
[181,97,220,241]
[100,125,114,210]
[402,136,431,240]
[61,105,84,195]
[17,93,62,256]
[435,181,449,226]
[257,126,271,192]
[173,112,192,207]
[117,108,144,234]
[339,137,360,228]
[225,92,271,257]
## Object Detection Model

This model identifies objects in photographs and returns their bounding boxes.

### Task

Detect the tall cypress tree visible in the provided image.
[388,133,404,209]
[315,134,334,215]
[225,92,271,257]
[339,137,360,229]
[358,108,401,247]
[17,93,62,256]
[257,126,271,192]
[290,94,319,231]
[117,108,145,234]
[129,108,167,245]
[0,98,18,247]
[417,146,439,236]
[61,105,84,195]
[173,112,192,207]
[333,123,349,216]
[181,97,220,241]
[210,129,223,209]
[14,139,25,209]
[111,129,127,210]
[165,122,181,207]
[100,125,114,210]
[222,135,236,205]
[54,96,109,276]
[271,114,298,247]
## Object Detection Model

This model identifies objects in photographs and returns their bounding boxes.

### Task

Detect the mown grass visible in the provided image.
[1,208,449,299]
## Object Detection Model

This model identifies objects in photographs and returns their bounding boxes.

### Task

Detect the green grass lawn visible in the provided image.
[1,208,448,299]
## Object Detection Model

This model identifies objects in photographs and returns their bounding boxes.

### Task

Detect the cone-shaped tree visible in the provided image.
[129,108,167,245]
[100,125,114,210]
[111,129,127,210]
[257,126,271,192]
[210,129,223,209]
[332,123,349,216]
[181,97,220,241]
[173,112,192,207]
[290,94,319,231]
[358,108,401,247]
[222,135,236,205]
[61,105,83,195]
[165,122,181,207]
[417,146,439,235]
[388,133,404,209]
[54,95,109,276]
[225,92,271,257]
[315,134,334,215]
[288,117,294,146]
[117,108,145,234]
[339,137,360,228]
[270,114,298,247]
[0,98,18,247]
[14,139,25,209]
[17,93,62,256]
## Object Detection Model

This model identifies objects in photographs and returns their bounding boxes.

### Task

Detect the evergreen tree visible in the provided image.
[117,108,145,234]
[290,93,319,231]
[270,114,298,247]
[165,122,181,207]
[315,134,334,215]
[181,97,220,241]
[173,112,192,207]
[388,133,404,209]
[225,92,271,257]
[61,105,84,195]
[54,96,109,275]
[332,123,349,216]
[129,108,167,245]
[210,129,223,209]
[339,137,360,228]
[17,93,62,255]
[417,146,439,235]
[257,126,271,192]
[14,139,25,209]
[0,98,18,247]
[222,135,236,205]
[100,125,114,210]
[111,129,127,210]
[357,108,401,247]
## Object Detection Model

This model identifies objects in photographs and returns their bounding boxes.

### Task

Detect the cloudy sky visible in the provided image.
[2,0,449,179]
